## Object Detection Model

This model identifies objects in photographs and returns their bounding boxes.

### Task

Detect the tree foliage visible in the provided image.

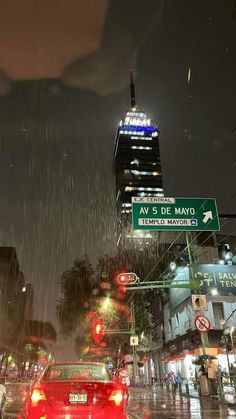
[57,256,95,336]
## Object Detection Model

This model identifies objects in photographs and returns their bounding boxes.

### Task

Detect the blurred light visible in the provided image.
[170,262,177,272]
[187,67,191,83]
[109,390,123,406]
[210,288,218,296]
[22,286,26,292]
[102,297,111,310]
[223,251,233,261]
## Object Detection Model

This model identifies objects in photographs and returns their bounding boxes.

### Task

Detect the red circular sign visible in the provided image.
[119,369,129,378]
[194,315,211,332]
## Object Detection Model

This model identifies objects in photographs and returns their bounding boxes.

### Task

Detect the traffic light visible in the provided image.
[91,319,106,344]
[116,272,138,285]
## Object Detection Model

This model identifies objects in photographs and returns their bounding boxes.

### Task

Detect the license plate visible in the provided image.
[69,393,87,404]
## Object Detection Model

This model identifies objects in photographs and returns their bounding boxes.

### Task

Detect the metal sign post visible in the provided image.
[194,315,211,355]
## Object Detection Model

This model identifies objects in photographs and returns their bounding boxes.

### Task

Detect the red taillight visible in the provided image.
[31,388,46,406]
[109,389,124,406]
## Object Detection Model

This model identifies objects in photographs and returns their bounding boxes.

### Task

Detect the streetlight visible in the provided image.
[102,297,111,311]
[210,288,218,296]
[169,262,177,272]
[230,327,236,363]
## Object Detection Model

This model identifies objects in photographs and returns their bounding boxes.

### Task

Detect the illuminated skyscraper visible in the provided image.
[114,72,163,249]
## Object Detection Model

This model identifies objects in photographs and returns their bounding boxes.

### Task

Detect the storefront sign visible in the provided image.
[194,264,236,296]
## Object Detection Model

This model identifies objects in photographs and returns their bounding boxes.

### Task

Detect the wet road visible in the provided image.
[4,383,236,418]
[127,388,236,418]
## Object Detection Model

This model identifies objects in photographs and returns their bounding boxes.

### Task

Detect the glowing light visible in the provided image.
[125,186,163,192]
[188,67,191,83]
[102,297,111,310]
[121,125,156,133]
[152,131,158,137]
[131,145,152,150]
[31,388,46,405]
[131,159,139,165]
[109,390,123,406]
[170,262,177,272]
[211,288,218,296]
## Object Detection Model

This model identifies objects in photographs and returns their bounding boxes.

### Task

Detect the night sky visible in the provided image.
[0,0,235,327]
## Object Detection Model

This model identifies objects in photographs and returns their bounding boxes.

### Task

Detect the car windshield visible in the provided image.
[1,2,236,418]
[43,364,110,382]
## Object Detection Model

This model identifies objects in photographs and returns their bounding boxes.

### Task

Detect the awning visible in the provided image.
[161,356,172,363]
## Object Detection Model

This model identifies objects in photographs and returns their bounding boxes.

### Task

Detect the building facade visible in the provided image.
[0,246,34,350]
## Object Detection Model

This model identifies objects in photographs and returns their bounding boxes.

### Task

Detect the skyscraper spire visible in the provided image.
[130,70,136,109]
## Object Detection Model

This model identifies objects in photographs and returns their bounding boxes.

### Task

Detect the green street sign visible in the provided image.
[132,197,220,231]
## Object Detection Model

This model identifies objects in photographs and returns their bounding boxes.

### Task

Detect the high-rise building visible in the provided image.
[114,72,163,250]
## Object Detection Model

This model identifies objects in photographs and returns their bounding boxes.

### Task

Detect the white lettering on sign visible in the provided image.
[161,207,171,215]
[175,208,195,215]
[139,207,149,215]
[219,273,236,280]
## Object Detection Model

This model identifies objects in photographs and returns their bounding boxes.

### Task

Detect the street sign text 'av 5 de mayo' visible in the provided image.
[132,197,220,231]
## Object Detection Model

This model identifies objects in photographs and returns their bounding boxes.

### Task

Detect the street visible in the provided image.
[4,382,236,418]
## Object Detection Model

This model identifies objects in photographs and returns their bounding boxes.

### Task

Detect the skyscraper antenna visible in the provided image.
[130,70,136,109]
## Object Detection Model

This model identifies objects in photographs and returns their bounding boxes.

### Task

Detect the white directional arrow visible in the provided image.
[203,210,213,223]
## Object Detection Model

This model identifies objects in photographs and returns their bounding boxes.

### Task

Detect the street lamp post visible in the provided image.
[230,327,236,364]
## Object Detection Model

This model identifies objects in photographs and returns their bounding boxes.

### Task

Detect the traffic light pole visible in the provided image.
[130,300,138,387]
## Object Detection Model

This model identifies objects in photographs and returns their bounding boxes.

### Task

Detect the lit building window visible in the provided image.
[125,186,163,192]
[130,136,152,140]
[131,145,152,150]
[131,159,139,165]
[130,170,161,176]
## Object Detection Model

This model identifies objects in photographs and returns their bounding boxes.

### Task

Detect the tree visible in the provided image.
[57,256,95,337]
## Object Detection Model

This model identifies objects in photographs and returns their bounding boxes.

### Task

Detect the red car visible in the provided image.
[20,362,128,419]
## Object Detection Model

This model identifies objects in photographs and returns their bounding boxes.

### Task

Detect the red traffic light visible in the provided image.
[91,319,106,344]
[116,272,138,285]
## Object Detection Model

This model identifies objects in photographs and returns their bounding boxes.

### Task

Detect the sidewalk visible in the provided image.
[182,381,236,406]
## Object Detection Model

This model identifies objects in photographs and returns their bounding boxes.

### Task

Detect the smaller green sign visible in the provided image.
[132,197,220,231]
